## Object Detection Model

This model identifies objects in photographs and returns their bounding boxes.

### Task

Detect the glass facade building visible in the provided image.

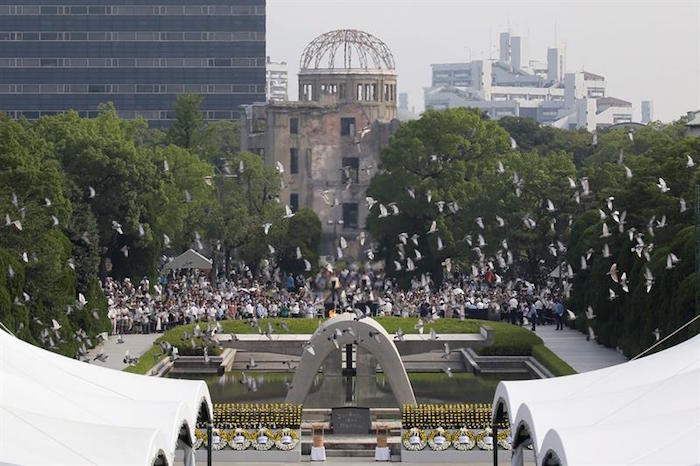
[0,0,265,126]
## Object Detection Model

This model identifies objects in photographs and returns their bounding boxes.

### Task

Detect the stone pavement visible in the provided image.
[533,325,627,373]
[86,333,159,371]
[173,452,535,465]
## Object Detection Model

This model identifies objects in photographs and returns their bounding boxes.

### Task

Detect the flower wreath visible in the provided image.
[451,427,476,451]
[274,428,300,451]
[227,428,251,451]
[497,428,512,450]
[251,428,275,451]
[402,427,427,451]
[476,428,494,451]
[194,428,206,450]
[427,427,452,451]
[211,429,227,451]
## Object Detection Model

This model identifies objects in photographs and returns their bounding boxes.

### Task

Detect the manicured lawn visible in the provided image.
[123,344,168,375]
[531,343,577,376]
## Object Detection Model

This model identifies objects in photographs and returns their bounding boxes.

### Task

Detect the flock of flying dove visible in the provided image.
[3,125,694,366]
[358,129,695,345]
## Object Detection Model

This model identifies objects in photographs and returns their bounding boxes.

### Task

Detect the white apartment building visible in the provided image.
[425,31,635,131]
[266,56,288,101]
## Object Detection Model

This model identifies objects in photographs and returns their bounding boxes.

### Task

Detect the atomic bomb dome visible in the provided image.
[300,29,395,71]
[297,30,397,109]
[242,29,400,259]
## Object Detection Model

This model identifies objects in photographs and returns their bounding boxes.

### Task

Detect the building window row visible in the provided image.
[3,109,240,120]
[0,57,265,68]
[0,83,266,94]
[0,5,265,16]
[0,31,264,41]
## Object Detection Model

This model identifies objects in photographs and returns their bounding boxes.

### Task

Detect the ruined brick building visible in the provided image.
[241,29,400,259]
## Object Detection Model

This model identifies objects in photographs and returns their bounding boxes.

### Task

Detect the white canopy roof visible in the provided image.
[0,330,213,466]
[163,249,213,271]
[493,335,700,466]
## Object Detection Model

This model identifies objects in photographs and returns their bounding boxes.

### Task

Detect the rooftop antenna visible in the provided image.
[554,20,558,48]
[489,27,493,59]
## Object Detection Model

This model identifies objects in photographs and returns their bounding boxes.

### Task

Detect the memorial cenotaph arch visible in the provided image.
[284,313,417,405]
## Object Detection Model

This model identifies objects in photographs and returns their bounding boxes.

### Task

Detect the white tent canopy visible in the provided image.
[0,330,213,466]
[163,249,213,272]
[493,335,700,466]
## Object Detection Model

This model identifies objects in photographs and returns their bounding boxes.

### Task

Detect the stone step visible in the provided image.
[326,449,376,457]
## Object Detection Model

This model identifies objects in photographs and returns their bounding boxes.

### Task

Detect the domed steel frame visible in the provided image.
[300,29,395,71]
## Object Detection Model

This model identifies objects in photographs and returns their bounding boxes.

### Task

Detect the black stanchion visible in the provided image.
[207,422,213,466]
[493,421,499,466]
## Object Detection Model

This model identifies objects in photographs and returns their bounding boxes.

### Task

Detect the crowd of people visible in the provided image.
[104,264,566,335]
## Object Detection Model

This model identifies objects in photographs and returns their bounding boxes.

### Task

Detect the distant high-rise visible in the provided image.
[266,57,288,101]
[425,30,635,131]
[641,100,654,124]
[499,32,510,63]
[547,47,565,82]
[0,0,266,126]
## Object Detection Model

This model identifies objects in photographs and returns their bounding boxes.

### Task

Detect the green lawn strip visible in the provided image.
[531,343,576,376]
[475,321,542,355]
[123,339,168,375]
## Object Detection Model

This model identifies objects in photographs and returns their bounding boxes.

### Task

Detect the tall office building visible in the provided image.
[0,0,266,126]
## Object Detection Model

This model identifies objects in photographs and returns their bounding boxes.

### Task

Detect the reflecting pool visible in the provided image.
[171,371,532,407]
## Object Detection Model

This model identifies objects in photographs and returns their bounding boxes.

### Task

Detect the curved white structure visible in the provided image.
[0,330,213,465]
[492,335,700,466]
[285,313,416,405]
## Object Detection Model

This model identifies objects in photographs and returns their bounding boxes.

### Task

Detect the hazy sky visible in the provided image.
[268,0,700,122]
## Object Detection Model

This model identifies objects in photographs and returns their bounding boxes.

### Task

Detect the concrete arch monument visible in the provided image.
[285,314,416,405]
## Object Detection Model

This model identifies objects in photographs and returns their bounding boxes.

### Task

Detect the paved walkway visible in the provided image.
[174,451,532,465]
[86,333,159,371]
[534,325,627,373]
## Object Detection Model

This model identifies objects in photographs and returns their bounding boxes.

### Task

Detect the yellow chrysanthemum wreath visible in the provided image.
[274,428,300,451]
[227,428,251,450]
[251,428,276,451]
[211,429,227,450]
[194,428,206,450]
[476,428,495,451]
[497,428,512,450]
[427,427,452,451]
[451,427,476,451]
[402,427,427,451]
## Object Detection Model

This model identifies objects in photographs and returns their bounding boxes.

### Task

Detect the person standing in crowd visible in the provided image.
[529,299,538,331]
[555,298,565,330]
[508,293,518,325]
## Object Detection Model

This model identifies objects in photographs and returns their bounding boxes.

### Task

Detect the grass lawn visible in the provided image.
[123,344,168,375]
[125,316,576,377]
[531,343,577,376]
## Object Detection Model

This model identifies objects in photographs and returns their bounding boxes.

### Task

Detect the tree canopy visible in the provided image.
[0,98,320,357]
[366,109,697,356]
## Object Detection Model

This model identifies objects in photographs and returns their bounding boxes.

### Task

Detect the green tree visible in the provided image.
[208,151,284,274]
[276,208,323,275]
[167,94,204,150]
[498,116,595,166]
[200,120,241,165]
[566,123,698,356]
